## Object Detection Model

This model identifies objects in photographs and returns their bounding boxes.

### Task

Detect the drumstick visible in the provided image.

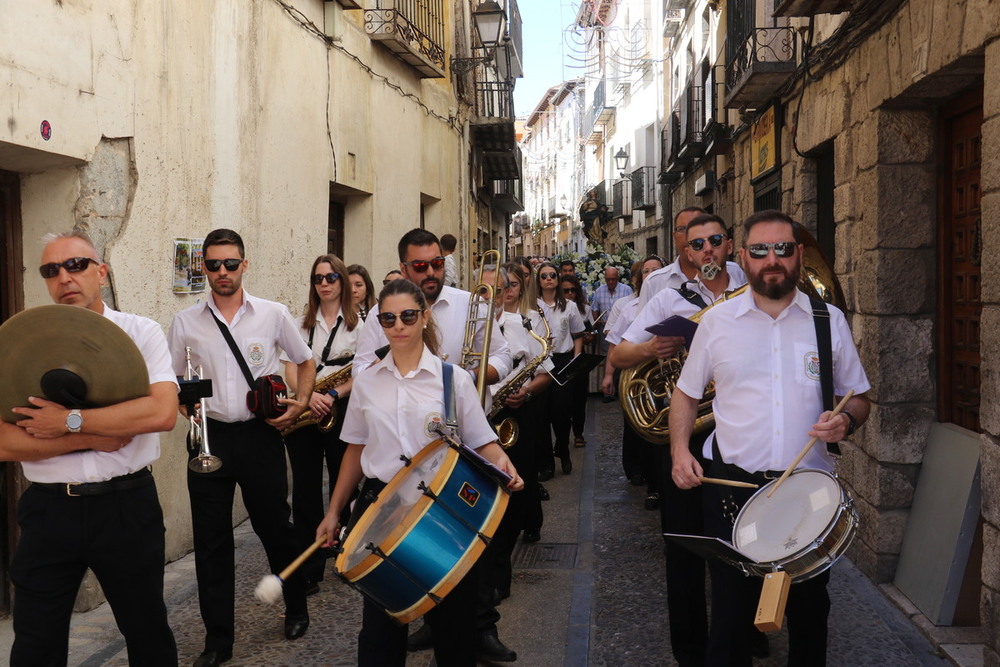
[766,390,855,498]
[698,477,759,489]
[254,535,327,605]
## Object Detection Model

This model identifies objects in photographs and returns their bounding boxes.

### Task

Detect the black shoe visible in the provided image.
[752,629,770,658]
[560,456,572,474]
[407,622,433,652]
[305,580,320,596]
[644,492,660,511]
[284,613,309,640]
[538,469,554,482]
[538,484,550,501]
[477,632,517,662]
[193,650,232,667]
[522,530,540,543]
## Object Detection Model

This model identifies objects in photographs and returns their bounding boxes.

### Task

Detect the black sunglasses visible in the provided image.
[311,272,341,285]
[539,272,557,279]
[403,257,445,273]
[204,258,243,272]
[562,288,577,294]
[688,234,727,251]
[39,257,96,279]
[747,242,797,258]
[376,309,424,328]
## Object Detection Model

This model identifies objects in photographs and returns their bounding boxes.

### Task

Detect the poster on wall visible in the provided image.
[173,238,206,294]
[750,106,779,182]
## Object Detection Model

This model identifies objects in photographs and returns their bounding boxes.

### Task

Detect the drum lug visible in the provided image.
[417,481,438,500]
[399,454,413,467]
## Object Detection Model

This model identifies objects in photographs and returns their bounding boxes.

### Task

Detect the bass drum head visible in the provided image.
[733,469,841,564]
[339,440,450,573]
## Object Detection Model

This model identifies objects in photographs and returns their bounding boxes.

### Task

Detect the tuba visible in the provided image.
[460,249,503,408]
[488,308,552,448]
[280,362,353,436]
[619,228,844,444]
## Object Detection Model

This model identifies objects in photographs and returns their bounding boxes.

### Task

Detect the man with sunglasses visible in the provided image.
[639,207,746,308]
[609,213,745,666]
[353,228,511,385]
[669,210,871,666]
[168,229,316,667]
[1,232,178,666]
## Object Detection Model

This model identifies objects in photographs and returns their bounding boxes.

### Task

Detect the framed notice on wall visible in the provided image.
[750,105,780,182]
[173,238,206,294]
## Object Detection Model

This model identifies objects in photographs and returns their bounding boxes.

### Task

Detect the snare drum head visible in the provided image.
[733,470,841,563]
[340,440,451,572]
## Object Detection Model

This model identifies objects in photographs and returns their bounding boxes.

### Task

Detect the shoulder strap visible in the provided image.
[442,362,458,428]
[810,297,840,456]
[210,309,256,390]
[676,281,709,309]
[315,316,343,374]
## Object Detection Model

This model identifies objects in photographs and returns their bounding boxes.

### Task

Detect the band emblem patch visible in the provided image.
[804,351,821,381]
[424,412,444,438]
[459,482,480,508]
[246,341,265,365]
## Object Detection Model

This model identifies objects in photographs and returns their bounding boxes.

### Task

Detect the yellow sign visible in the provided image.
[751,107,778,180]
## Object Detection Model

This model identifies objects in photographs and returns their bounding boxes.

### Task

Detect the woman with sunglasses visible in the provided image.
[283,254,363,592]
[316,278,522,666]
[535,262,584,479]
[347,264,376,321]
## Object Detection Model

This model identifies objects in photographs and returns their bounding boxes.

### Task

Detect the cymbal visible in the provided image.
[0,305,150,423]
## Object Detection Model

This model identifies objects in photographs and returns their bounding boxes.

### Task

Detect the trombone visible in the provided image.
[461,249,503,408]
[179,347,222,473]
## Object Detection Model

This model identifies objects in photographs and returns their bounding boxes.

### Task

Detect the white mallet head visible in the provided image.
[254,574,284,605]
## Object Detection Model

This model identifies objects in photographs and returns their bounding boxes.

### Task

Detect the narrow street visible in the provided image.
[30,399,951,666]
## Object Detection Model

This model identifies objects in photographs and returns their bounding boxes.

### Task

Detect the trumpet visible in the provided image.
[461,249,503,408]
[280,362,353,436]
[180,347,222,473]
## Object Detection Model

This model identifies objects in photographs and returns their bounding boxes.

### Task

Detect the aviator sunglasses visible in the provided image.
[39,257,96,279]
[403,257,446,273]
[311,272,341,285]
[376,309,425,328]
[747,242,797,258]
[539,271,558,279]
[204,258,243,272]
[687,234,727,251]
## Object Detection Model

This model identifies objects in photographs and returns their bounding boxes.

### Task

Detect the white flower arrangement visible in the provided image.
[553,244,640,294]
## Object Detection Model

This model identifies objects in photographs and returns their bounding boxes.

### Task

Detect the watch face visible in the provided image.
[67,412,83,430]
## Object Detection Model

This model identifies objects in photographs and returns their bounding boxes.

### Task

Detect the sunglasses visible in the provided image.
[311,272,341,285]
[204,258,243,272]
[747,242,797,258]
[39,257,96,279]
[539,272,557,279]
[403,257,445,273]
[375,309,424,328]
[687,234,727,251]
[562,288,577,294]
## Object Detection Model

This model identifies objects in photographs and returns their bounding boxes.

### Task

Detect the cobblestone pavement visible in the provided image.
[2,398,954,665]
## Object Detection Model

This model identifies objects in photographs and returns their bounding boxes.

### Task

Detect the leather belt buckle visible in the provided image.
[66,483,83,497]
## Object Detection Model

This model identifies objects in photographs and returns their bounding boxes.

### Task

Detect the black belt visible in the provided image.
[32,468,153,497]
[709,436,784,485]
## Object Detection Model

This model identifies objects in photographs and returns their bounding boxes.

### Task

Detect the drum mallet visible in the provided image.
[254,535,327,604]
[766,390,854,498]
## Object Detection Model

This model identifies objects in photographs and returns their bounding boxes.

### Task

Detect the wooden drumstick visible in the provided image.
[254,535,327,605]
[698,477,759,489]
[766,390,854,498]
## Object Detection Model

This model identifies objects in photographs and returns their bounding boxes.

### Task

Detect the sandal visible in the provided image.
[574,437,586,448]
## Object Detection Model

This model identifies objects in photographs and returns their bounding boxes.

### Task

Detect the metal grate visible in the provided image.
[511,542,578,570]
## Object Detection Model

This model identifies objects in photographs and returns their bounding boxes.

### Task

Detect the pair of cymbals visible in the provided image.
[0,305,149,423]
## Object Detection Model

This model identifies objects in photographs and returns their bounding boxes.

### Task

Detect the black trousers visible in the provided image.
[542,352,575,470]
[569,367,588,440]
[522,398,546,534]
[658,431,709,667]
[189,418,307,653]
[284,398,351,583]
[702,462,831,667]
[9,471,177,667]
[351,478,479,666]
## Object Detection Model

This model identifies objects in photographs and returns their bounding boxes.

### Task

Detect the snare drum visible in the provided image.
[732,469,857,582]
[335,438,509,623]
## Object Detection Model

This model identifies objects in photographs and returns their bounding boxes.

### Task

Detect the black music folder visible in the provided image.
[664,533,757,573]
[645,315,699,348]
[549,352,604,386]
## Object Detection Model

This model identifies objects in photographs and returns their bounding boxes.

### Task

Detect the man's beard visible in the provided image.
[421,275,443,303]
[749,261,799,300]
[210,274,241,297]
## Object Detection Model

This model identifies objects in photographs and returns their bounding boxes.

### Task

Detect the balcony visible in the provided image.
[725,27,797,108]
[585,79,616,145]
[612,180,632,218]
[773,0,855,16]
[678,84,705,160]
[472,79,518,179]
[630,167,656,211]
[481,142,521,181]
[491,178,523,214]
[658,111,685,185]
[496,0,524,80]
[365,0,446,78]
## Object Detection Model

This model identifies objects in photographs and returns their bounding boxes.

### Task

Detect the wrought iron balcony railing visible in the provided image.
[474,79,515,120]
[630,166,657,211]
[724,27,797,108]
[365,0,446,78]
[678,84,705,159]
[491,178,523,214]
[612,179,632,218]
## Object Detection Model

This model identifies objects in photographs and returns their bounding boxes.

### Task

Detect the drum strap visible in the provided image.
[442,362,458,428]
[809,298,840,456]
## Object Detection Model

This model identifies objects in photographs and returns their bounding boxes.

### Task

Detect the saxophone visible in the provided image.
[280,362,353,436]
[488,308,552,448]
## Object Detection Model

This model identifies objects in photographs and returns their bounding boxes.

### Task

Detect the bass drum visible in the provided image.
[335,438,509,623]
[732,469,857,581]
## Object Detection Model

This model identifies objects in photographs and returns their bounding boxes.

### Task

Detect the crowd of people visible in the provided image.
[0,208,871,667]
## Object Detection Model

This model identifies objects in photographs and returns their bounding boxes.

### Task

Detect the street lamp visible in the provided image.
[614,147,632,179]
[451,1,507,75]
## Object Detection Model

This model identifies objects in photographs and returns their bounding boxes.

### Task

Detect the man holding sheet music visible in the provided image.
[669,210,870,666]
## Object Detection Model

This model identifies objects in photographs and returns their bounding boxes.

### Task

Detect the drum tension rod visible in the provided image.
[417,481,492,545]
[363,542,441,604]
[398,454,413,467]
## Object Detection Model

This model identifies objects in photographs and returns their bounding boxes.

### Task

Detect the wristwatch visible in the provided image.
[841,410,857,437]
[327,389,339,401]
[66,409,84,433]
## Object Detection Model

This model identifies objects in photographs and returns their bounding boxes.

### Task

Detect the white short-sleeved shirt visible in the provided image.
[167,292,313,423]
[489,310,555,403]
[23,305,178,483]
[604,293,637,336]
[605,297,640,346]
[538,299,585,354]
[352,285,512,380]
[341,346,498,482]
[640,258,746,308]
[623,272,746,345]
[289,309,363,381]
[676,289,870,473]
